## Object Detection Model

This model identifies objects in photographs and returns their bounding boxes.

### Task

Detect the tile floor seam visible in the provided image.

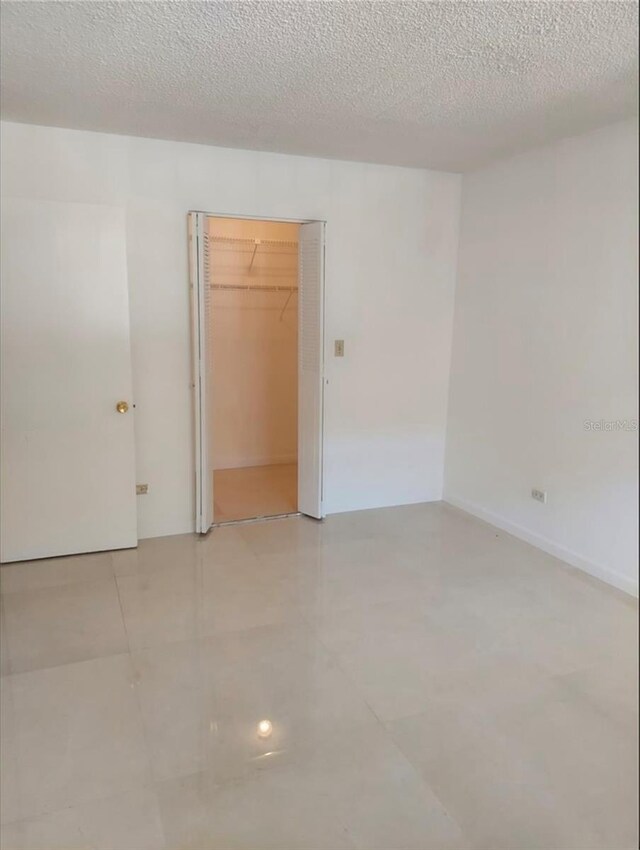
[0,574,117,597]
[113,572,135,655]
[2,651,136,684]
[1,674,22,826]
[7,781,162,828]
[6,647,136,678]
[2,504,637,850]
[302,612,463,833]
[444,504,638,605]
[0,780,163,830]
[306,610,470,844]
[112,574,161,803]
[1,596,13,676]
[4,655,161,827]
[2,575,131,675]
[0,552,118,596]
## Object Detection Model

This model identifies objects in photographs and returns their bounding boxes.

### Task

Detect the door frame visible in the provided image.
[188,209,327,532]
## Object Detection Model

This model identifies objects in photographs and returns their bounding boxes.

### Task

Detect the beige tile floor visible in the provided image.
[214,463,298,523]
[0,502,637,850]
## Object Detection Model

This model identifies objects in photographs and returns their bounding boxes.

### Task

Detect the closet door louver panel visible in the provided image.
[189,212,214,532]
[298,221,325,519]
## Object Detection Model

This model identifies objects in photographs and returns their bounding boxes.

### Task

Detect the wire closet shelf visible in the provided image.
[210,234,299,292]
[210,283,297,292]
[211,235,297,265]
[211,235,298,251]
[209,281,298,321]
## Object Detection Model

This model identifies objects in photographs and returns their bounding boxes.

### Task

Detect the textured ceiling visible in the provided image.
[1,1,638,171]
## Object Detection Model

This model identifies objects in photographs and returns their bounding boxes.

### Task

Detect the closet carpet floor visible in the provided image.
[214,463,298,522]
[0,502,637,850]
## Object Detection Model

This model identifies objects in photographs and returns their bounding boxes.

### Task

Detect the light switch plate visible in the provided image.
[334,339,344,357]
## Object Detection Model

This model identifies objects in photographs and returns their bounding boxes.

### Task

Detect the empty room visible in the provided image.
[0,2,637,850]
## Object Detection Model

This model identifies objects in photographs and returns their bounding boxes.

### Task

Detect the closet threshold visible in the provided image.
[211,512,301,528]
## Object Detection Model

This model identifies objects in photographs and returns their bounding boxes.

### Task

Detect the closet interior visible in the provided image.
[209,216,300,523]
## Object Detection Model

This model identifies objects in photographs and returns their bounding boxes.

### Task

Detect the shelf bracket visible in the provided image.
[248,239,261,272]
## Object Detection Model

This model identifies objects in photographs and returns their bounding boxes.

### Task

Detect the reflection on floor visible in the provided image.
[214,463,297,522]
[0,503,638,849]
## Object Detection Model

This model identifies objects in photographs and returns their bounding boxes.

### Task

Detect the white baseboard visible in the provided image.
[214,455,297,470]
[444,494,639,598]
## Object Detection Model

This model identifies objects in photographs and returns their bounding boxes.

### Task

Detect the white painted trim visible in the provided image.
[444,494,639,598]
[187,214,202,530]
[189,209,326,224]
[297,220,326,520]
[188,212,213,533]
[191,210,326,529]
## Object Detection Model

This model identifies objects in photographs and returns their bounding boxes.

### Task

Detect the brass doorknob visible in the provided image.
[116,401,129,414]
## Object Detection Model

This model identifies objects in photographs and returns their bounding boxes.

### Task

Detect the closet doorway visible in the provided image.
[189,212,325,532]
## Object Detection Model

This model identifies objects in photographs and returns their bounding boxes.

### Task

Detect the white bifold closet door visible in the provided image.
[0,199,137,562]
[190,215,325,531]
[297,221,325,520]
[189,212,215,532]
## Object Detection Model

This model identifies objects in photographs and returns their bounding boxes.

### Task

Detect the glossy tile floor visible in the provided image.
[213,463,298,522]
[0,503,637,850]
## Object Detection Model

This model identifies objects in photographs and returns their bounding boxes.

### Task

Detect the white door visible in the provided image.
[298,221,325,519]
[188,212,214,532]
[1,199,137,562]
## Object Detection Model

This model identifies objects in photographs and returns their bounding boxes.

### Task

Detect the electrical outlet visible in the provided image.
[334,339,344,357]
[531,488,547,504]
[136,484,149,495]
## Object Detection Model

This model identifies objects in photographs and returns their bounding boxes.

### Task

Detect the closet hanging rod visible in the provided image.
[212,249,297,258]
[210,283,298,292]
[211,269,297,276]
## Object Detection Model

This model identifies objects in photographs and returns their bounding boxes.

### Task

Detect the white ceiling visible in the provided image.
[1,1,638,172]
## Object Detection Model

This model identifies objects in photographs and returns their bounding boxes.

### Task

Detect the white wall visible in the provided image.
[0,121,461,538]
[445,119,639,595]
